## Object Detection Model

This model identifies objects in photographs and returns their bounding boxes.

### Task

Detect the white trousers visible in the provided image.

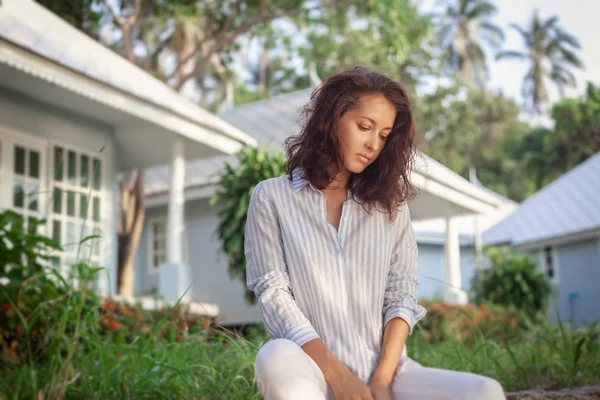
[255,339,506,400]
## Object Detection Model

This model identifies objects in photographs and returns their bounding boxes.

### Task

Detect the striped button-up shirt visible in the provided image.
[245,168,427,382]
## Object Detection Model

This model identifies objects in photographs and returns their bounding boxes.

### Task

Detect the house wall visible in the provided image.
[140,197,482,325]
[552,238,600,326]
[417,243,478,300]
[0,87,118,294]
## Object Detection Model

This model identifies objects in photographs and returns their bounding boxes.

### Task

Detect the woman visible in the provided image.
[244,66,506,400]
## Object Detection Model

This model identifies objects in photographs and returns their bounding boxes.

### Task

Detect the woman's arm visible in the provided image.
[245,182,319,346]
[372,205,427,390]
[369,318,410,387]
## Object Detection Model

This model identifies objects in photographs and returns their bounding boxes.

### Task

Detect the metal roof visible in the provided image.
[484,152,600,246]
[0,0,254,147]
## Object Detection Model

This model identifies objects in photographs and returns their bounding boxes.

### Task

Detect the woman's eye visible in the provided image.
[358,125,369,131]
[380,135,388,141]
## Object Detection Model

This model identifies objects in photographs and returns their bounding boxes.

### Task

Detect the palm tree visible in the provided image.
[496,10,583,114]
[437,0,504,86]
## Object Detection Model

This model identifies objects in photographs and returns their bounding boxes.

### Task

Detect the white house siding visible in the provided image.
[553,238,600,326]
[0,87,118,294]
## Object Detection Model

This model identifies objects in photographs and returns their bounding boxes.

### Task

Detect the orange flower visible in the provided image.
[136,312,143,321]
[110,320,119,330]
[176,335,184,342]
[1,303,13,311]
[120,306,133,317]
[202,319,210,329]
[100,317,110,327]
[103,300,115,311]
[15,327,22,336]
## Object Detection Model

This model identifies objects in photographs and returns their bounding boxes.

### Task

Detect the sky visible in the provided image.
[460,0,599,107]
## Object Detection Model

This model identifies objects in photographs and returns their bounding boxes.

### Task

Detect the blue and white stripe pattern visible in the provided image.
[245,168,427,382]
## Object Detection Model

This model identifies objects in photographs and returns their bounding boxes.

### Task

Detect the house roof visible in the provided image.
[484,152,600,247]
[146,89,510,214]
[0,0,256,166]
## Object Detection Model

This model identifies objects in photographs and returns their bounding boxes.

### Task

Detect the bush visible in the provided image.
[416,299,531,346]
[471,246,553,319]
[98,297,213,344]
[0,211,106,366]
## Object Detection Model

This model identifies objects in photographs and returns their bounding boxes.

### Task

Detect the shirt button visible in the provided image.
[342,217,348,222]
[339,283,343,288]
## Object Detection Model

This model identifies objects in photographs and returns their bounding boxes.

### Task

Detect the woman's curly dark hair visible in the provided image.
[284,66,418,220]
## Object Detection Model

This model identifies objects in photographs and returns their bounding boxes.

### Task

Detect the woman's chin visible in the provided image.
[346,163,368,174]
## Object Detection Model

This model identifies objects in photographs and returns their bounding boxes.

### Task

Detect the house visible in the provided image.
[0,0,256,317]
[484,152,600,326]
[138,89,514,326]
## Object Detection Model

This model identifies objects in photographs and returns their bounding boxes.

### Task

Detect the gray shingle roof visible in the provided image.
[484,152,600,246]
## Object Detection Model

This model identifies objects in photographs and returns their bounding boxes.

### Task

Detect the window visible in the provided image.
[50,144,103,275]
[544,246,554,278]
[9,143,45,233]
[149,218,167,273]
[147,217,188,275]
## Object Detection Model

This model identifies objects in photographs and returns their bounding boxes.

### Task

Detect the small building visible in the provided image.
[484,153,600,326]
[0,0,255,315]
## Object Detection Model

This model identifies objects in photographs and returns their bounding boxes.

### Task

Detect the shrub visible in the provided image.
[471,246,553,320]
[416,299,531,346]
[98,297,213,344]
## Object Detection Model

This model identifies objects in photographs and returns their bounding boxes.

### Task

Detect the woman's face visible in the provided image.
[335,93,396,174]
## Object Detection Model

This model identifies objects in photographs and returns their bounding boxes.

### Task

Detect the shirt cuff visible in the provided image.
[384,309,418,335]
[285,323,321,347]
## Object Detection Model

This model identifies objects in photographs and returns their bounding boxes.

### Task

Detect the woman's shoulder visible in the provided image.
[252,174,294,200]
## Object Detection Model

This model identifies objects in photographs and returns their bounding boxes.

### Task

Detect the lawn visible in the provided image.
[2,294,599,399]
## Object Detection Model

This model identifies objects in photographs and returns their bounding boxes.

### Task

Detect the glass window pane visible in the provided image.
[68,151,77,185]
[27,217,37,234]
[93,159,101,190]
[93,235,100,256]
[53,188,63,214]
[67,222,76,245]
[13,179,24,208]
[14,146,26,175]
[80,194,88,219]
[67,191,76,216]
[29,150,40,178]
[54,147,64,182]
[27,182,39,211]
[52,220,61,245]
[93,197,100,222]
[80,155,89,187]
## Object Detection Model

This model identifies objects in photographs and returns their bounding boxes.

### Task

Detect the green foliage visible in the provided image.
[471,247,554,319]
[551,82,600,170]
[211,145,286,304]
[417,84,533,201]
[417,299,531,346]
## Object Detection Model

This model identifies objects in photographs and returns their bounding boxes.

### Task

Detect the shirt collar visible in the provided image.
[292,167,311,192]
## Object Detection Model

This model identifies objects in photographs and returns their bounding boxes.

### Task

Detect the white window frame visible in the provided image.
[47,140,105,277]
[146,215,188,276]
[0,127,48,236]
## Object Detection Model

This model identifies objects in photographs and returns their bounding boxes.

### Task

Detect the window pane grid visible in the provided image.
[50,145,103,271]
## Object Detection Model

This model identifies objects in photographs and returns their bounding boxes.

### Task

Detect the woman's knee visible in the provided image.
[255,339,302,377]
[469,376,505,399]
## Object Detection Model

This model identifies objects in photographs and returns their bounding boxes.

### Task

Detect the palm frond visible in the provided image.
[509,22,533,48]
[480,21,505,45]
[495,50,527,61]
[466,2,497,19]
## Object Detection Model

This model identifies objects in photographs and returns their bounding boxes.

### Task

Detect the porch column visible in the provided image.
[444,216,468,304]
[167,139,185,264]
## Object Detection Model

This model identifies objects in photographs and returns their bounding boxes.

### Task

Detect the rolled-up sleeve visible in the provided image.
[382,205,427,334]
[245,182,320,347]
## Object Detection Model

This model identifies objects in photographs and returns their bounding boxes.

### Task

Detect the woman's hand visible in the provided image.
[329,367,374,400]
[369,382,393,400]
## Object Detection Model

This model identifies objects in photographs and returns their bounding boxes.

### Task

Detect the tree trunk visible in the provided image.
[117,169,145,297]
